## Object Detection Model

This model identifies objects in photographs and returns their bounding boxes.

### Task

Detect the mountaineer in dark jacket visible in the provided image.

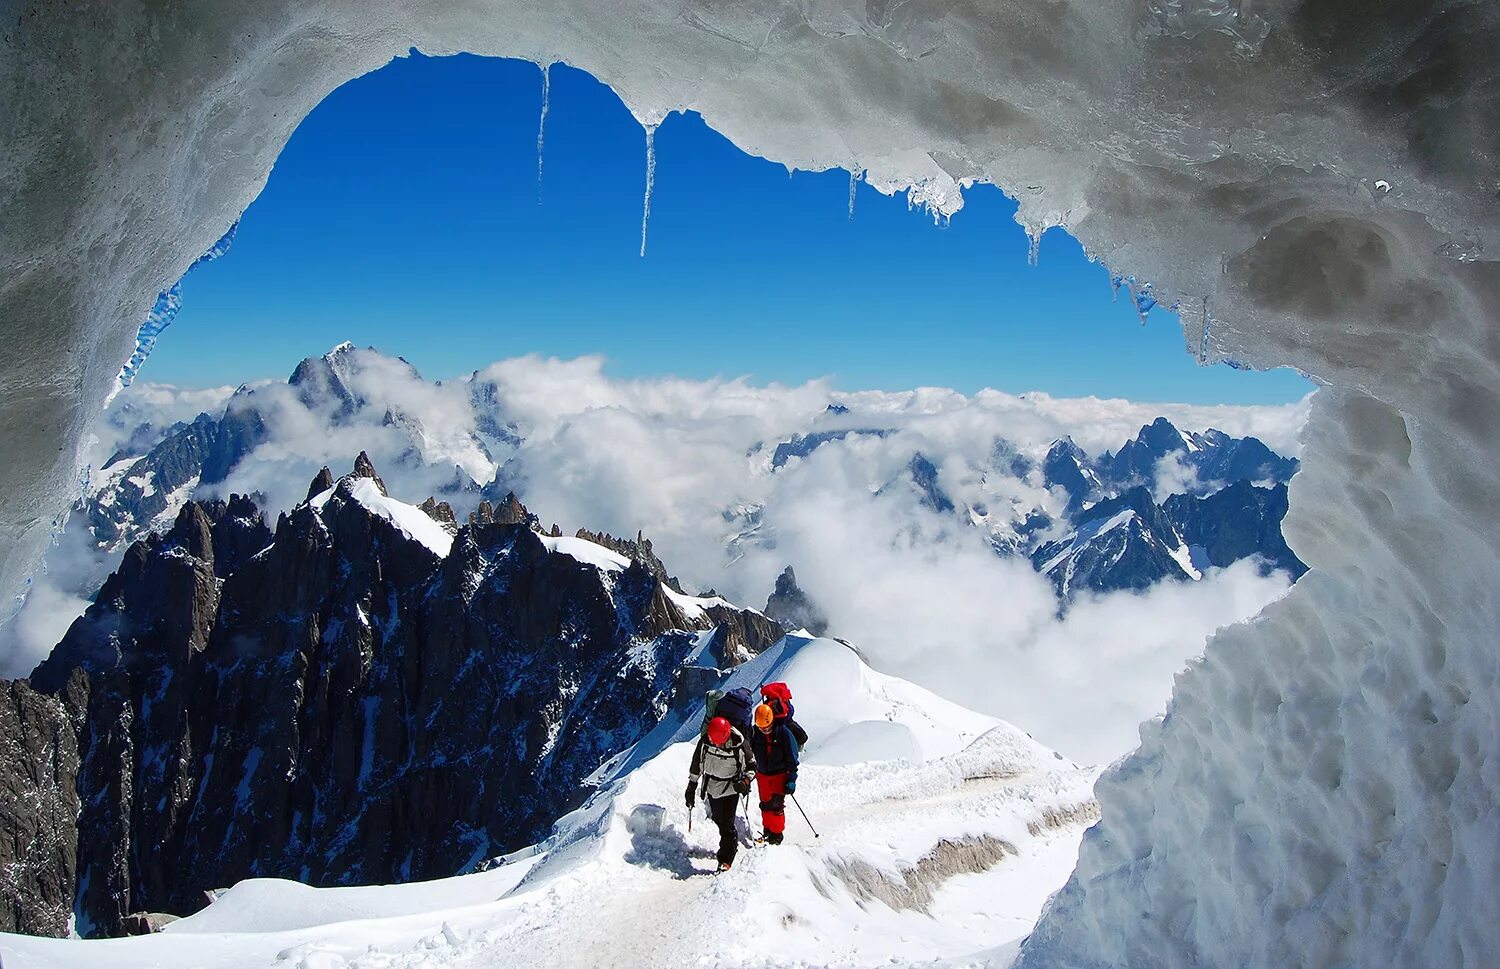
[686,715,755,871]
[749,702,801,845]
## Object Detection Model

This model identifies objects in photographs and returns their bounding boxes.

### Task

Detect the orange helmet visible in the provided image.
[754,703,775,729]
[706,716,732,746]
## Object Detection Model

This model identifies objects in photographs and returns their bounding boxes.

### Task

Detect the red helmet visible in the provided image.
[706,716,732,746]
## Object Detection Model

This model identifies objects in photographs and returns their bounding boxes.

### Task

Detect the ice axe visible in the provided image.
[790,792,819,839]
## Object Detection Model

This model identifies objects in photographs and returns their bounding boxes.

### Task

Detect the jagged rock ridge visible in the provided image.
[763,566,831,637]
[3,457,784,938]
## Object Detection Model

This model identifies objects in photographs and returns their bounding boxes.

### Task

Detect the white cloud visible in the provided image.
[12,351,1307,763]
[1152,450,1202,503]
[0,575,91,679]
[474,357,1304,763]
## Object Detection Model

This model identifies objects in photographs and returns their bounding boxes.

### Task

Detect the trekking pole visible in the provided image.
[789,792,820,839]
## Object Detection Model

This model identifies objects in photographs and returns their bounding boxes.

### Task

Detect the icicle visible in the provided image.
[111,220,239,400]
[640,123,657,258]
[1026,226,1041,267]
[536,64,550,204]
[1121,276,1157,325]
[118,283,183,389]
[848,169,859,221]
[1198,297,1212,364]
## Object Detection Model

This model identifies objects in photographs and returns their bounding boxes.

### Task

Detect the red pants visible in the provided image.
[756,772,788,835]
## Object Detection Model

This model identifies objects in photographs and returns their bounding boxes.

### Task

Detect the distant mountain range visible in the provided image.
[64,344,1304,630]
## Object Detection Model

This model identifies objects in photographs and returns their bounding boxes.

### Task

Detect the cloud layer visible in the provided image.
[478,355,1306,762]
[8,352,1309,763]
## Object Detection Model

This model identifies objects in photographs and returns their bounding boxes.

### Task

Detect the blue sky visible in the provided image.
[150,52,1310,405]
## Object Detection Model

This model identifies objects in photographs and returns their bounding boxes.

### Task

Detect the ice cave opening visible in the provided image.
[2,4,1497,967]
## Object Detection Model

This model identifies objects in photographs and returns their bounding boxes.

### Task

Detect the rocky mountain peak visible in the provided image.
[306,466,336,501]
[764,565,830,637]
[351,450,387,495]
[574,527,683,593]
[163,500,215,563]
[494,491,530,526]
[3,471,789,938]
[419,496,459,535]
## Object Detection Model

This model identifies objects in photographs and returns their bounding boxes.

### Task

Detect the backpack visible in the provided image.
[760,682,808,746]
[705,686,756,737]
[760,682,794,721]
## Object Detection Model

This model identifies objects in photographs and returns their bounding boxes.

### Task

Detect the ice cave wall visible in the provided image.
[1,1,1497,964]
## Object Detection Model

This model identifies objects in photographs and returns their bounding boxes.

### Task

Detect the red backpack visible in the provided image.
[760,682,808,745]
[761,682,794,720]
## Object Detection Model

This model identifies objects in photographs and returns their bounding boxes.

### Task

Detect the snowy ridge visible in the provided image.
[3,637,1098,969]
[311,479,454,558]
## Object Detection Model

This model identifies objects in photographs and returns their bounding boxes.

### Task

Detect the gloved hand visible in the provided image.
[734,773,753,796]
[785,777,797,794]
[685,779,697,808]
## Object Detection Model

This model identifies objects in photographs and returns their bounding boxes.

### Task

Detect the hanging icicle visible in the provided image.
[640,123,657,258]
[1026,226,1041,267]
[536,63,551,204]
[1198,297,1213,364]
[848,168,859,221]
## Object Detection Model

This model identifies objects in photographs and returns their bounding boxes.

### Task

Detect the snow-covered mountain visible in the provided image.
[1,457,1099,963]
[81,343,508,554]
[67,349,1302,615]
[5,456,781,938]
[3,632,1099,967]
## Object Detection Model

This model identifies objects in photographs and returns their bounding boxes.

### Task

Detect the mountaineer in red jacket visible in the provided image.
[749,702,801,844]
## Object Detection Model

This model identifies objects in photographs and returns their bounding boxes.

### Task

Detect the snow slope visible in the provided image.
[311,478,455,558]
[2,636,1098,969]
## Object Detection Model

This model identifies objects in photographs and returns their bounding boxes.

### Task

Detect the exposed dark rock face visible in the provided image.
[1033,478,1307,598]
[0,673,86,937]
[5,458,781,938]
[770,428,892,469]
[1094,418,1299,495]
[1033,487,1195,597]
[1165,480,1305,578]
[701,604,787,665]
[764,567,830,637]
[1098,417,1195,487]
[306,466,336,501]
[419,496,459,534]
[574,528,684,594]
[77,345,498,558]
[1188,431,1300,489]
[87,413,221,547]
[905,453,955,514]
[493,491,531,526]
[1042,438,1099,514]
[351,449,386,492]
[199,391,268,486]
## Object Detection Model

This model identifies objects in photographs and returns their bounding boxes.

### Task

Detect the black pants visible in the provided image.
[708,793,739,866]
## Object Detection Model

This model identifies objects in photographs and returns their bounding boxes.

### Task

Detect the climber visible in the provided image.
[749,702,801,845]
[686,715,755,872]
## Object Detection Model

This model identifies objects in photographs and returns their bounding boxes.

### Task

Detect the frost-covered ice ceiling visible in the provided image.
[2,1,1498,965]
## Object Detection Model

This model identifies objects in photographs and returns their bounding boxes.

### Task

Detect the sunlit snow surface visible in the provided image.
[1,637,1098,969]
[310,479,454,558]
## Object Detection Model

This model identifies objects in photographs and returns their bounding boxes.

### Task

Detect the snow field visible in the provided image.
[1,638,1098,969]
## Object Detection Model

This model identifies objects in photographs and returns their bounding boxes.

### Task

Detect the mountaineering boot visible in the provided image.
[765,831,783,845]
[716,860,733,873]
